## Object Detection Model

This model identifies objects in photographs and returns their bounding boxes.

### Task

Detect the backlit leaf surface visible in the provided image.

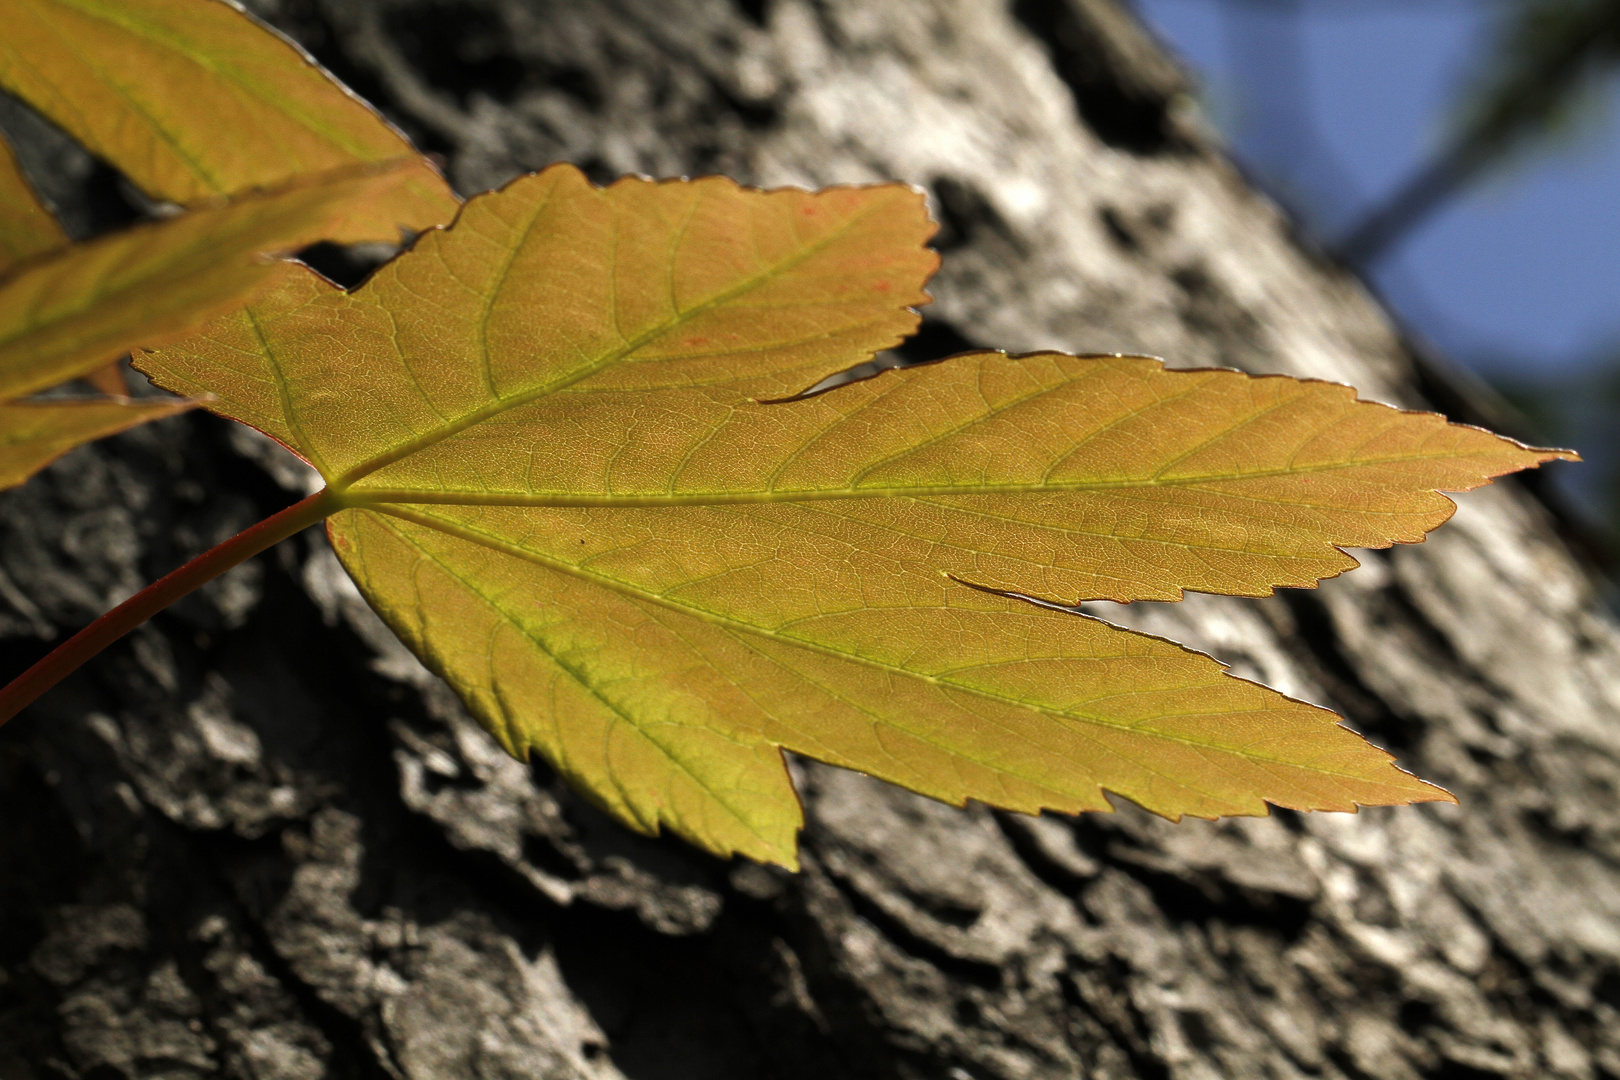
[0,396,196,488]
[0,0,458,241]
[139,167,1568,866]
[0,160,423,400]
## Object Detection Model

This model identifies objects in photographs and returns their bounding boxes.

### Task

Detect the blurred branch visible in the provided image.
[1337,0,1620,265]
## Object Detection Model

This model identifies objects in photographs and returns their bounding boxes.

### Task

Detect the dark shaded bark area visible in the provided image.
[2,1,1618,1077]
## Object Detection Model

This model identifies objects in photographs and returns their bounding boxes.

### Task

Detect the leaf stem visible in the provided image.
[0,488,341,727]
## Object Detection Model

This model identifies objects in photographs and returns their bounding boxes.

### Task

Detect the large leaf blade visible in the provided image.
[139,172,1567,865]
[0,0,457,241]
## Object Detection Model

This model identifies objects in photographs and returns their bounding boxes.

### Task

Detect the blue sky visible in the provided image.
[1129,0,1620,379]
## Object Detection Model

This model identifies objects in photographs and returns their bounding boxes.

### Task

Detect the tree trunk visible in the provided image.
[3,1,1618,1077]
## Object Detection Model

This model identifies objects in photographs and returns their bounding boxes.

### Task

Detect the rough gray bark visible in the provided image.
[2,1,1618,1077]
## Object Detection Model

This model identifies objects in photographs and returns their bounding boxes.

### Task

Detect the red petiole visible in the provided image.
[0,488,342,727]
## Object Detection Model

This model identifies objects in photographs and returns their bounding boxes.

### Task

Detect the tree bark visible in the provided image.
[3,1,1618,1077]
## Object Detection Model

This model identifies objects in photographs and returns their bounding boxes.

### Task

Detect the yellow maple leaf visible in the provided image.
[138,166,1571,867]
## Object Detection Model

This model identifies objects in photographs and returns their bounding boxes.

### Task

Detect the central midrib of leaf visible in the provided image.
[326,196,896,493]
[343,452,1465,508]
[369,503,1376,785]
